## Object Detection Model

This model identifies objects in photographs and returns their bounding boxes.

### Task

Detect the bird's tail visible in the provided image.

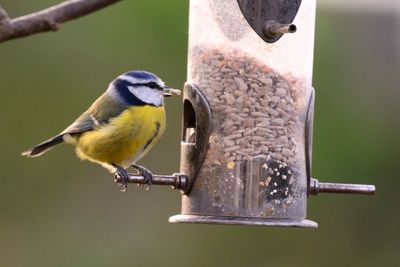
[21,135,64,157]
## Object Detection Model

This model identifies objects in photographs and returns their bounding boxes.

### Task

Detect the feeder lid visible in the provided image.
[237,0,302,43]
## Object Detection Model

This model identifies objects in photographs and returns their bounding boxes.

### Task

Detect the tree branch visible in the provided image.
[0,0,121,44]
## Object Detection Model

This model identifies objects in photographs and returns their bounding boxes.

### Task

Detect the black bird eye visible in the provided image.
[148,82,158,89]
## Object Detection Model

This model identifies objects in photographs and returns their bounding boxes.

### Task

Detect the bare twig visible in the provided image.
[0,0,121,43]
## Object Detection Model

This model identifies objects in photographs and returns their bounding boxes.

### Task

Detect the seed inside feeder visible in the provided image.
[187,46,307,216]
[190,47,303,166]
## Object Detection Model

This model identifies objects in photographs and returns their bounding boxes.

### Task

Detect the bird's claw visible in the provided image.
[132,165,153,191]
[113,167,130,192]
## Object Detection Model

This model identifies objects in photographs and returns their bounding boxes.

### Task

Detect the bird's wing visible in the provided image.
[61,93,128,136]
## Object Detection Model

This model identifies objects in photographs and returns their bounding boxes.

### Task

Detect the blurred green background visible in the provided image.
[0,1,399,266]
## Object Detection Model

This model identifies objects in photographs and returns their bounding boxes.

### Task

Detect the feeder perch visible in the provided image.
[121,0,375,228]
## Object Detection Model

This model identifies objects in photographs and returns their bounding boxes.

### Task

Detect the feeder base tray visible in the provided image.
[169,214,318,228]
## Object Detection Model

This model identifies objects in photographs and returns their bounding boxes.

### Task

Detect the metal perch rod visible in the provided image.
[309,178,376,195]
[115,173,188,191]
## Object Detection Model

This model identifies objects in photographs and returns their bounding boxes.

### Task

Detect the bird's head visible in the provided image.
[107,70,180,106]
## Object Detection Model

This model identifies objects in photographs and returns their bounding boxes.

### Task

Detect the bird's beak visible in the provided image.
[163,86,181,97]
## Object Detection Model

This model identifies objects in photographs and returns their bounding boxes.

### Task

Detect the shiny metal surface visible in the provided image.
[115,173,188,191]
[309,178,376,195]
[169,214,318,228]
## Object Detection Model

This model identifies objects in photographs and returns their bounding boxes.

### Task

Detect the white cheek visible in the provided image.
[127,86,163,106]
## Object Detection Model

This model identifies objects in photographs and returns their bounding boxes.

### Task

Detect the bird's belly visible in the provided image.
[76,106,166,167]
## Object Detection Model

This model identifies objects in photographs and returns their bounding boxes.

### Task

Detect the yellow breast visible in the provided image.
[75,105,166,168]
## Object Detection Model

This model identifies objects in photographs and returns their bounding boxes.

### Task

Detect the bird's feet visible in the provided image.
[113,164,130,192]
[132,164,153,190]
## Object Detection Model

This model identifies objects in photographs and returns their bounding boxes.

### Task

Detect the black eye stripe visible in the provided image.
[131,82,163,90]
[148,82,159,89]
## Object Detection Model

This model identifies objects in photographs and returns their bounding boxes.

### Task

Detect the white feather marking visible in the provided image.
[90,114,101,127]
[127,85,164,106]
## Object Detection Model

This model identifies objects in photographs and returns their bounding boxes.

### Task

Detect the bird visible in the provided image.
[21,70,181,191]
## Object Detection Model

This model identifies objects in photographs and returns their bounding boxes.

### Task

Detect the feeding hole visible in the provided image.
[183,99,196,144]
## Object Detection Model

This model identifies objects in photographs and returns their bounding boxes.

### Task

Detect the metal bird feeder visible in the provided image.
[165,0,376,228]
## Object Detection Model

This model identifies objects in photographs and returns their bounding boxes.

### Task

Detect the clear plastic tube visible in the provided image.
[183,0,317,219]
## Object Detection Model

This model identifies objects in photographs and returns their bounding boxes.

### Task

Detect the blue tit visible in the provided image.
[22,70,181,191]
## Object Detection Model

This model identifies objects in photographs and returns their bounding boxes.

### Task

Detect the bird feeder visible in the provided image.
[165,0,375,228]
[119,0,375,227]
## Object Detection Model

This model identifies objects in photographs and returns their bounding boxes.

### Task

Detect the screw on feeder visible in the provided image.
[263,21,297,39]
